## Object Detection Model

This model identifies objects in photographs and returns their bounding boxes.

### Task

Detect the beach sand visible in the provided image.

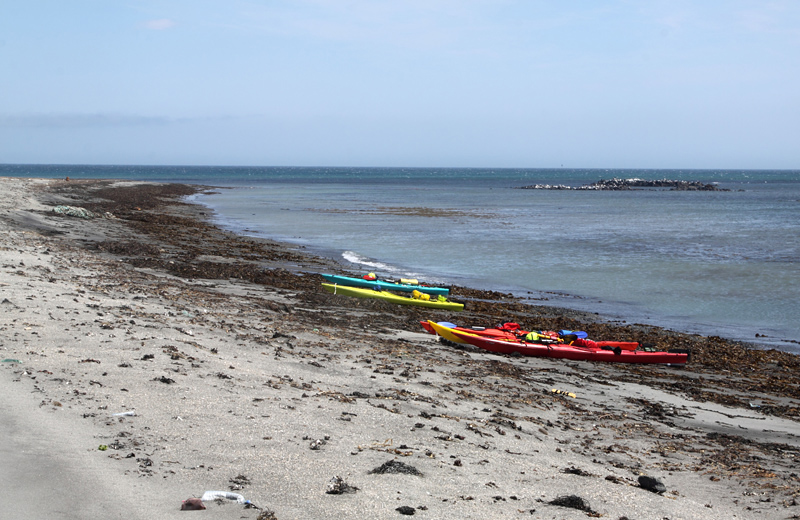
[1,176,799,519]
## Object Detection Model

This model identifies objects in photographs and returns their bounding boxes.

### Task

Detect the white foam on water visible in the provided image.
[341,250,395,272]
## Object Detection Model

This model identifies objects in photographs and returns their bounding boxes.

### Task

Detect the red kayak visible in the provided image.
[448,329,689,365]
[421,321,640,350]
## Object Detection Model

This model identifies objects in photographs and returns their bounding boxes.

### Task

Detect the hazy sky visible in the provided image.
[1,1,798,168]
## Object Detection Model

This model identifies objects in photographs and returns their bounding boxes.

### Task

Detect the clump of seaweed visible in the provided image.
[369,460,423,476]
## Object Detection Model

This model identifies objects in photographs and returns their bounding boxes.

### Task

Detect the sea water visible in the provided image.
[4,164,799,352]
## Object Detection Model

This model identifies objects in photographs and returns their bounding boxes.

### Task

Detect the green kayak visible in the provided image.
[320,274,449,295]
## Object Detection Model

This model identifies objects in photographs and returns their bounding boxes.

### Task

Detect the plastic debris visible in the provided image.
[201,490,247,504]
[551,389,577,398]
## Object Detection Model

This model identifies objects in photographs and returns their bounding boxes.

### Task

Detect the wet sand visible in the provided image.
[1,176,799,519]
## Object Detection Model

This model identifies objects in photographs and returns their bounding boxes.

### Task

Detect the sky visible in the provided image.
[1,0,798,169]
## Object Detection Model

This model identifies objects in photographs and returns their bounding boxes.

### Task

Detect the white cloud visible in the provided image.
[143,18,176,30]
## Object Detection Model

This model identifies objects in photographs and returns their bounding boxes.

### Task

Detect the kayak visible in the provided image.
[321,274,449,296]
[448,329,688,365]
[423,320,520,343]
[423,321,640,350]
[322,283,464,311]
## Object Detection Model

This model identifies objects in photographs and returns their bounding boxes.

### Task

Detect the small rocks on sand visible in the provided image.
[638,475,667,494]
[325,475,358,494]
[180,497,206,510]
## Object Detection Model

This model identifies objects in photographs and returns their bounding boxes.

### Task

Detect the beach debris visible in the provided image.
[2,358,22,363]
[180,497,206,510]
[369,460,423,476]
[396,505,416,515]
[256,510,278,520]
[551,388,577,398]
[548,495,595,514]
[53,205,99,219]
[638,475,667,494]
[111,410,136,417]
[201,490,247,504]
[309,438,327,450]
[357,438,394,452]
[137,457,154,476]
[98,444,108,451]
[562,466,594,477]
[325,475,358,494]
[229,474,251,490]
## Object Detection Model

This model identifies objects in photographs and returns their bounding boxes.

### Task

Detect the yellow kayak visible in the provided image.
[322,283,464,311]
[427,320,474,343]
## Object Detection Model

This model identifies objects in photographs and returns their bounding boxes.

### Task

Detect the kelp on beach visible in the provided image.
[43,180,800,420]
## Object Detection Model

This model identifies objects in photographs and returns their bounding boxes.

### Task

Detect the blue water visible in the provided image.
[4,164,800,352]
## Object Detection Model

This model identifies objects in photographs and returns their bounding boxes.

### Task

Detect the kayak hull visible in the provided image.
[449,330,688,365]
[322,283,464,311]
[321,274,449,295]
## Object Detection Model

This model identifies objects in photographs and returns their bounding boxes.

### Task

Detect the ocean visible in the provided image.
[3,164,799,352]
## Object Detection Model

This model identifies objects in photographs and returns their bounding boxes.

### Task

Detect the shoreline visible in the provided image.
[190,183,799,353]
[2,177,800,519]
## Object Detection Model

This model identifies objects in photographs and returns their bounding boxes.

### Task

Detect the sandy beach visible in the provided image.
[2,176,799,519]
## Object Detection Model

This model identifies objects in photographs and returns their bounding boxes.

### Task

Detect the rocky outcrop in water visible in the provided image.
[518,178,729,191]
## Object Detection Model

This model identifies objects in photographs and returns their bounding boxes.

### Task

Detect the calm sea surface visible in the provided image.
[4,164,799,352]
